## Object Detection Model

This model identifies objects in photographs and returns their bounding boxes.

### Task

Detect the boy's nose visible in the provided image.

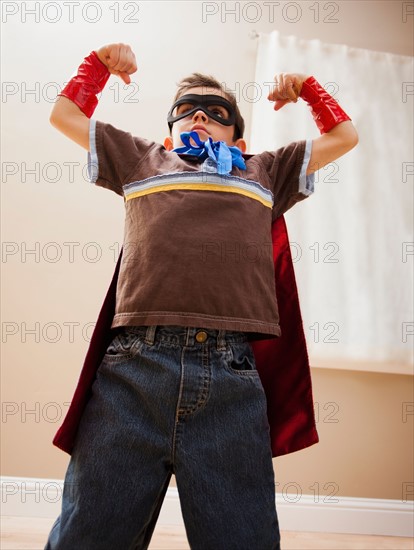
[192,109,208,123]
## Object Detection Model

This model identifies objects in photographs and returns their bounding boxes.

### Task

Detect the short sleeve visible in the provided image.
[255,139,315,220]
[87,120,158,197]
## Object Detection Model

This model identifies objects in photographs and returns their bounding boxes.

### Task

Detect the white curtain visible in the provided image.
[251,31,413,372]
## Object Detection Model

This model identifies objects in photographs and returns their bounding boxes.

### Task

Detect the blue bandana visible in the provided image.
[172,131,246,175]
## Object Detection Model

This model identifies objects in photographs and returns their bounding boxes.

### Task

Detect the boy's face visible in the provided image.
[164,87,246,153]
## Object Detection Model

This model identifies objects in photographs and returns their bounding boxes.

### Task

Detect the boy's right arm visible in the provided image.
[49,96,91,150]
[49,44,137,151]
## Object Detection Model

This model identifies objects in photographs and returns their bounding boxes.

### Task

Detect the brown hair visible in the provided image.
[171,72,245,141]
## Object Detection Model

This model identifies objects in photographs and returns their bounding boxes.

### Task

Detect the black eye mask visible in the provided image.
[167,94,237,131]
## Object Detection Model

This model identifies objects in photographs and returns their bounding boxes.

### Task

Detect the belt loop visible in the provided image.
[145,325,156,346]
[217,329,227,351]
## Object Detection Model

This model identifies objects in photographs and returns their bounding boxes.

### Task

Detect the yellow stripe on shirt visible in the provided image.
[125,183,273,209]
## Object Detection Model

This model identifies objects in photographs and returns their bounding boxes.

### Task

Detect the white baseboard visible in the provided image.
[1,476,413,538]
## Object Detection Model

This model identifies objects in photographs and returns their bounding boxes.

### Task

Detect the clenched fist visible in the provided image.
[267,73,310,111]
[96,43,137,84]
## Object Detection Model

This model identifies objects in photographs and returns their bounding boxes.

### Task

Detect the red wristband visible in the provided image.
[59,51,110,118]
[299,76,351,134]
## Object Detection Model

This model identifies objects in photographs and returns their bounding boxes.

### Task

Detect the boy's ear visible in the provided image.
[164,136,174,150]
[234,138,247,153]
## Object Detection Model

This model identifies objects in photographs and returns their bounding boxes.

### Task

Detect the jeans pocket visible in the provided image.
[225,342,260,377]
[104,329,142,361]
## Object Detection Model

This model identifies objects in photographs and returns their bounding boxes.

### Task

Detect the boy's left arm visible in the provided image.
[267,73,359,175]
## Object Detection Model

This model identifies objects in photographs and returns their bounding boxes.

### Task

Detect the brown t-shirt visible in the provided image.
[88,120,314,340]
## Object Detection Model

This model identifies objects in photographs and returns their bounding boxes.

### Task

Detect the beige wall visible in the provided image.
[2,0,413,503]
[276,368,413,500]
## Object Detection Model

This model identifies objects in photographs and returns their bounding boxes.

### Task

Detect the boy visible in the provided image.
[45,43,358,549]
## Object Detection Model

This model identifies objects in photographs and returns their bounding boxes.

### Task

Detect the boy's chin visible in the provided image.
[192,130,210,140]
[187,133,209,147]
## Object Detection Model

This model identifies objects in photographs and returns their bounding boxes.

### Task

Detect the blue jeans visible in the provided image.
[44,325,281,549]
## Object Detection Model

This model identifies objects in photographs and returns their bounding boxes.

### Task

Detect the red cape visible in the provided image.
[53,215,319,458]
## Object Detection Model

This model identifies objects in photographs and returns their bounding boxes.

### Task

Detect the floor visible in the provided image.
[1,516,413,549]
